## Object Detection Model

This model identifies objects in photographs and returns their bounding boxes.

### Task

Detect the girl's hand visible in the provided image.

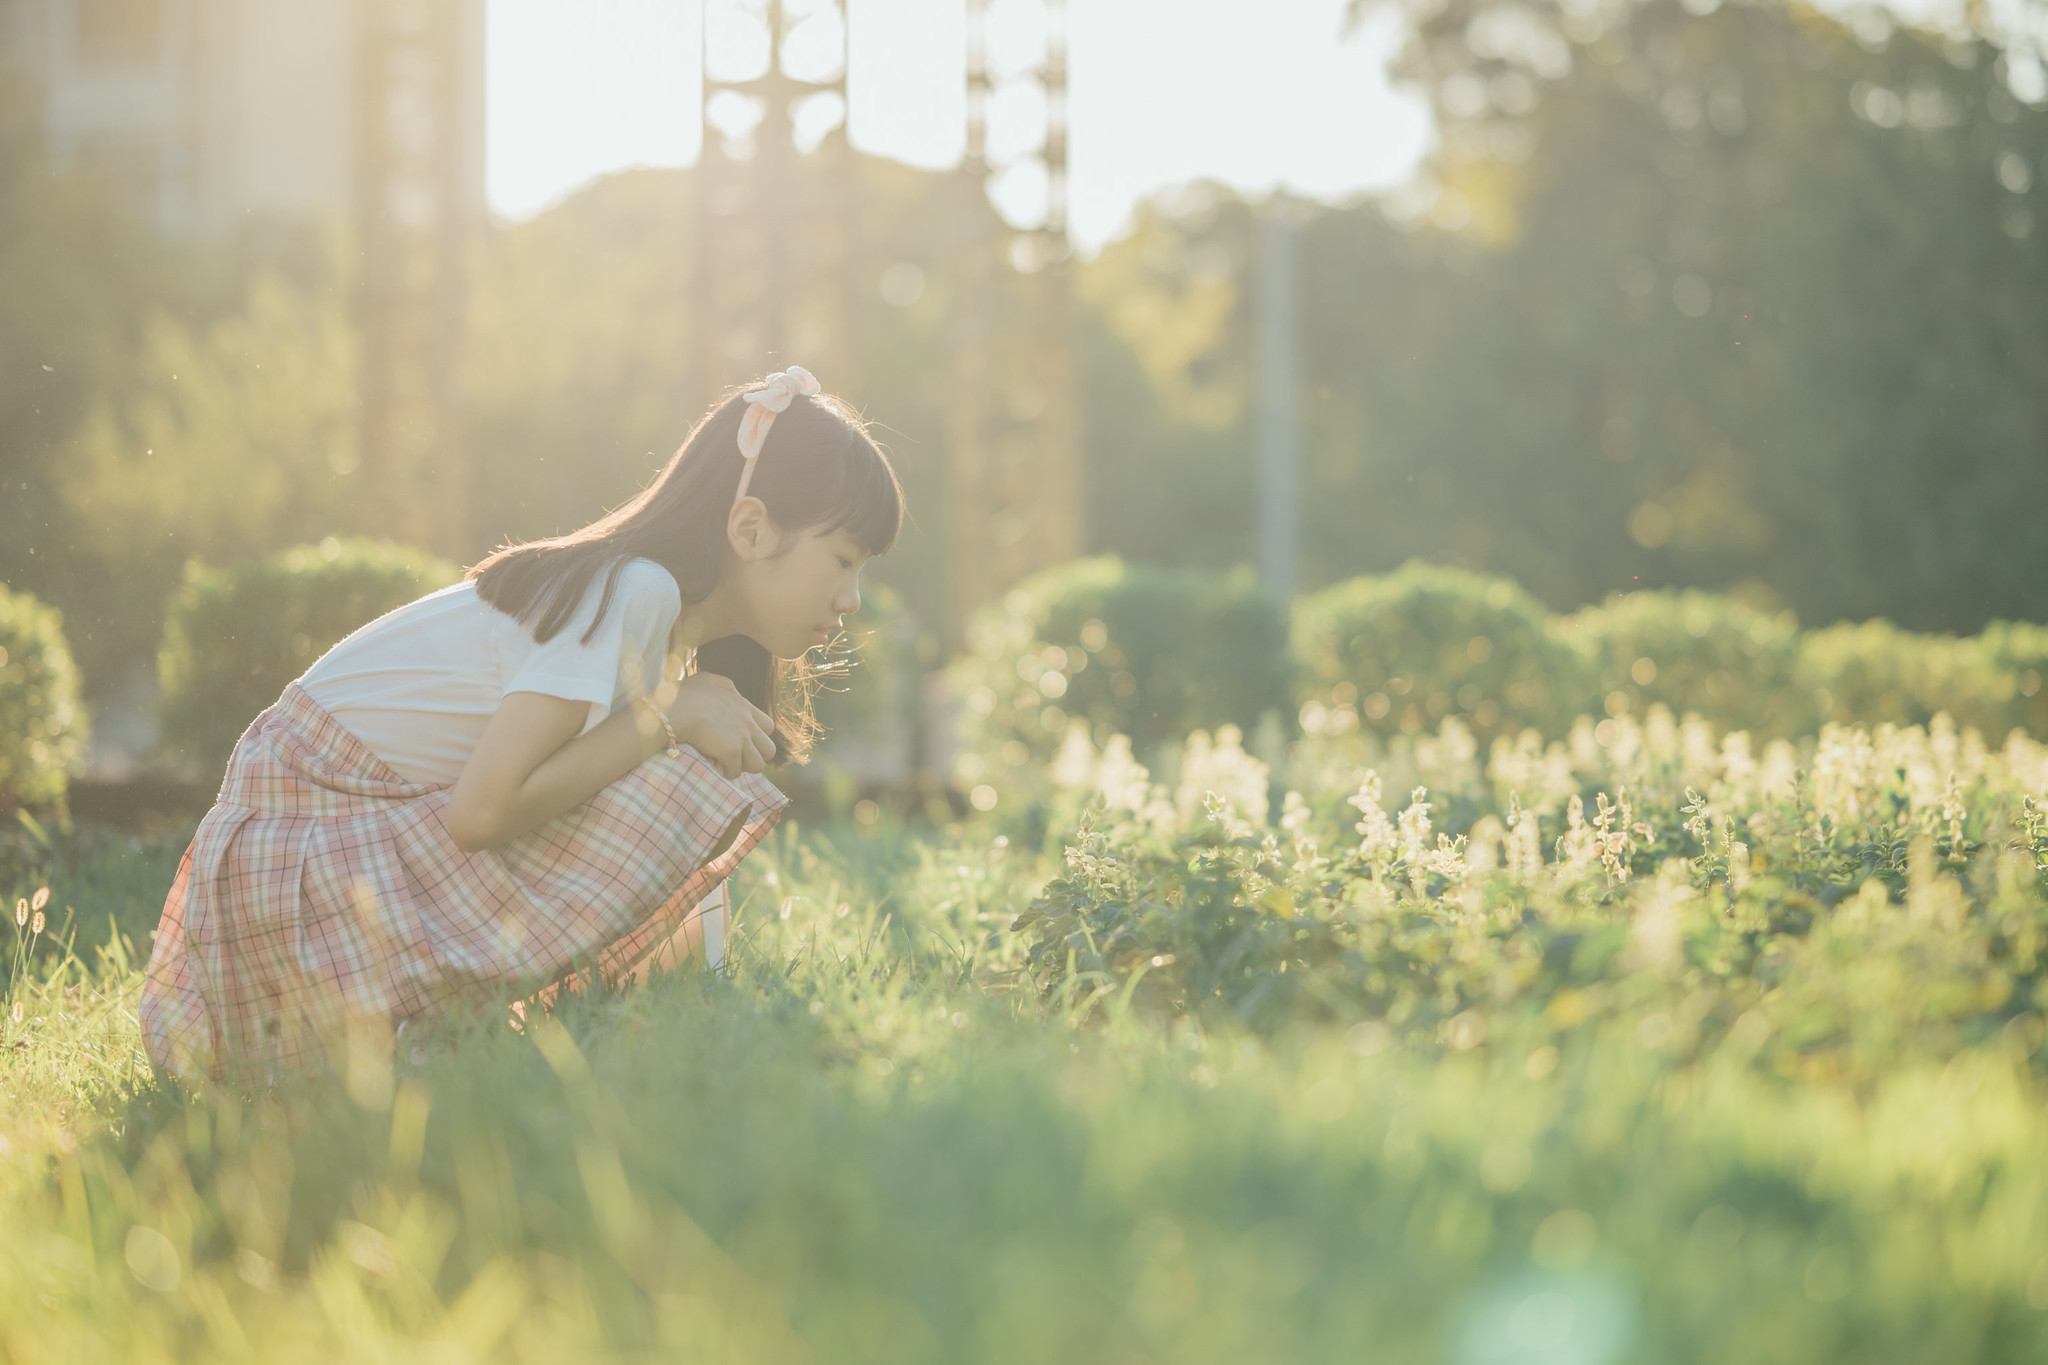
[664,673,776,779]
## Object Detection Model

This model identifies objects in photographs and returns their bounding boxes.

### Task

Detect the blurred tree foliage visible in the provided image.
[1084,0,2048,633]
[0,62,331,696]
[0,73,162,692]
[65,273,359,569]
[9,0,2047,749]
[14,148,963,719]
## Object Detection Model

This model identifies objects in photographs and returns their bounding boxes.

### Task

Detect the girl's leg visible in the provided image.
[624,806,749,984]
[700,882,728,969]
[625,882,729,985]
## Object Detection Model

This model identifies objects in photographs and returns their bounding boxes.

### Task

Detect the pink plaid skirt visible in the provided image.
[140,682,787,1080]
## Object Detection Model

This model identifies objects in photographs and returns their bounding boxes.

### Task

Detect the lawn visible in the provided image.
[4,711,2048,1363]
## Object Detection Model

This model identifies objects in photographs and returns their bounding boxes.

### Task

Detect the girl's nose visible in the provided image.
[835,583,861,616]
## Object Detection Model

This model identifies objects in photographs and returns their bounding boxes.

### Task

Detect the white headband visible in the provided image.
[732,365,821,506]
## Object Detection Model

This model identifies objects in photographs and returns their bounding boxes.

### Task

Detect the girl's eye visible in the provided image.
[838,557,854,570]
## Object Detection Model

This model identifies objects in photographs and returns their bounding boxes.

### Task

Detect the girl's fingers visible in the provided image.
[715,692,769,728]
[683,696,773,777]
[734,702,773,745]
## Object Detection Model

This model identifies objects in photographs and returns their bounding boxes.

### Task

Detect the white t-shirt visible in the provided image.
[299,558,683,785]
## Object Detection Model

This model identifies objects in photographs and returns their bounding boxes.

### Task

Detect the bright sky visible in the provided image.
[484,0,1434,252]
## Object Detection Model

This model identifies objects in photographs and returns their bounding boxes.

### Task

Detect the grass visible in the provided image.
[4,710,2048,1362]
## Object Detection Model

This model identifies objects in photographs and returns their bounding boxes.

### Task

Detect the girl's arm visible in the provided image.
[445,673,775,853]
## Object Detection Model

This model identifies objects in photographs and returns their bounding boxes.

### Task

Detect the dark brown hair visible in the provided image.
[468,385,902,764]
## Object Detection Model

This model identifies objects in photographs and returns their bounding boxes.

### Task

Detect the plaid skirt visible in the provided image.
[140,681,787,1080]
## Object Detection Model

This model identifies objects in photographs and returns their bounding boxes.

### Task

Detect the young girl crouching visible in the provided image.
[141,368,901,1080]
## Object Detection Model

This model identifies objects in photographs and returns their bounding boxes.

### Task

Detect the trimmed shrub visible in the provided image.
[1558,590,1809,737]
[1291,562,1592,743]
[0,586,89,810]
[1973,620,2048,739]
[1796,620,2033,739]
[1797,621,1954,733]
[950,557,1291,784]
[159,539,460,779]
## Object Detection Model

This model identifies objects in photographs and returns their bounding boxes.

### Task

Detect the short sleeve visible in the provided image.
[504,560,681,731]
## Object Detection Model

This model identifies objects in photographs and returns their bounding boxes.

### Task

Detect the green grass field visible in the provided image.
[5,711,2048,1363]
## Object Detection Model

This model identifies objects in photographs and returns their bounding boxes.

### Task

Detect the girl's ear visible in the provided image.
[727,496,774,561]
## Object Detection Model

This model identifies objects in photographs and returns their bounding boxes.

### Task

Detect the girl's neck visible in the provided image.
[671,577,748,660]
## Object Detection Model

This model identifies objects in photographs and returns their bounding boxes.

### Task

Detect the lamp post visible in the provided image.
[1256,198,1301,605]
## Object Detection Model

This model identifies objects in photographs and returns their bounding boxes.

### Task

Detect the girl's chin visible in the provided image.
[742,629,813,662]
[762,624,834,660]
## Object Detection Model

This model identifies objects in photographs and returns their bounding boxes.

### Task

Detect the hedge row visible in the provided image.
[0,584,88,811]
[953,558,2048,777]
[3,544,464,806]
[9,549,2041,809]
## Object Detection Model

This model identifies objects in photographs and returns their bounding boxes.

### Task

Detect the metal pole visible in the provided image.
[761,0,789,362]
[1037,0,1078,566]
[946,0,993,643]
[1256,201,1300,604]
[695,0,849,393]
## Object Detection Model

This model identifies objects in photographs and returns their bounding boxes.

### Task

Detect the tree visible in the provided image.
[0,70,160,689]
[65,273,360,568]
[1080,0,2048,632]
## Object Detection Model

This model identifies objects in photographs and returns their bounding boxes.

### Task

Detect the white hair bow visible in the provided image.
[734,365,822,481]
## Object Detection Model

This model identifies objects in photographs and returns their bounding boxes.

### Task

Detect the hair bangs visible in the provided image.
[807,415,903,557]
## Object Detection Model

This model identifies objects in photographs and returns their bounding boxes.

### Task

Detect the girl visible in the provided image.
[141,367,902,1080]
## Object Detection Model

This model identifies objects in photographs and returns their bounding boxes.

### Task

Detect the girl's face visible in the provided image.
[742,524,870,660]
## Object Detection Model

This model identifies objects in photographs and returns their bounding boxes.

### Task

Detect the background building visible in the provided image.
[0,0,484,237]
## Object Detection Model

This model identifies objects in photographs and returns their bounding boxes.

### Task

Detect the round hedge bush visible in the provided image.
[159,539,460,780]
[950,557,1291,784]
[1795,620,2026,739]
[0,585,89,810]
[1291,562,1592,742]
[1972,621,2048,739]
[1558,590,1808,737]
